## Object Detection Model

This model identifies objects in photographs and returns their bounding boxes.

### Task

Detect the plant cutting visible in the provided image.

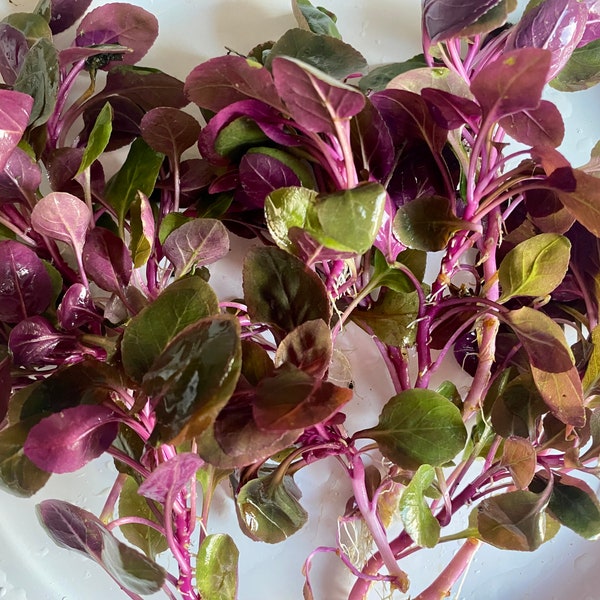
[1,0,600,598]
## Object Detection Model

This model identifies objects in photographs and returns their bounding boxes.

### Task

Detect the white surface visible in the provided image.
[1,1,600,599]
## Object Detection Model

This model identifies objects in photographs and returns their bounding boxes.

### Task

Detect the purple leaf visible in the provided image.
[46,147,105,197]
[505,0,587,80]
[272,56,365,135]
[31,192,91,256]
[239,152,301,209]
[0,241,53,323]
[470,48,551,120]
[371,89,447,154]
[137,453,204,503]
[75,3,158,66]
[198,99,301,165]
[350,99,395,182]
[82,228,132,294]
[0,89,34,173]
[499,100,565,148]
[0,23,28,86]
[58,43,131,69]
[49,0,94,34]
[140,107,200,160]
[8,316,74,368]
[0,146,42,203]
[163,218,230,278]
[184,55,283,112]
[421,87,482,130]
[422,0,504,43]
[579,1,600,47]
[0,350,10,423]
[24,405,119,473]
[57,283,100,330]
[37,500,166,594]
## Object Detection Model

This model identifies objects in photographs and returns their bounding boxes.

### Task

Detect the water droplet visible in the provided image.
[574,552,595,574]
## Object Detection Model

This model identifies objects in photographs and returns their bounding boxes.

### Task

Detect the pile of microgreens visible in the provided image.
[1,0,600,598]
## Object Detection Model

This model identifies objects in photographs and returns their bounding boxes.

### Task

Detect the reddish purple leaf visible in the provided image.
[470,48,552,120]
[140,107,200,160]
[8,316,75,368]
[421,87,482,130]
[0,23,27,86]
[0,89,34,173]
[49,0,94,34]
[31,192,91,255]
[505,0,587,80]
[272,56,365,134]
[37,500,166,593]
[24,405,119,473]
[184,54,283,112]
[162,218,229,278]
[0,241,53,323]
[0,351,10,423]
[75,3,158,66]
[579,2,600,47]
[57,283,100,330]
[0,146,42,203]
[239,152,301,209]
[423,0,504,43]
[82,228,132,294]
[137,453,204,503]
[58,44,131,69]
[499,100,565,148]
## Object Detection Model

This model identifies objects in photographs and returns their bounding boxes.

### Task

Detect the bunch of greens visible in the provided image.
[1,0,600,598]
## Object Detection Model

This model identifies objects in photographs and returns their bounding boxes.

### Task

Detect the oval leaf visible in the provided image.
[24,405,119,474]
[121,275,219,382]
[142,315,242,446]
[140,107,201,160]
[358,389,467,470]
[196,534,239,600]
[31,192,91,254]
[0,89,33,172]
[498,233,571,302]
[162,218,229,278]
[138,453,204,503]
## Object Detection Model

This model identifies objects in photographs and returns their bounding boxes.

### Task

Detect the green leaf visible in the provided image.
[545,475,600,540]
[0,417,51,497]
[265,186,314,253]
[498,234,571,302]
[104,138,164,233]
[158,212,190,245]
[196,534,239,600]
[121,276,219,383]
[243,246,331,335]
[583,326,600,396]
[13,37,58,127]
[77,102,113,175]
[307,183,386,254]
[476,488,552,551]
[357,389,467,470]
[398,464,440,548]
[143,315,242,446]
[372,248,426,293]
[214,117,268,158]
[2,12,51,45]
[500,436,536,489]
[118,476,168,560]
[393,195,476,251]
[265,28,367,80]
[352,288,420,347]
[551,39,600,92]
[129,192,154,269]
[292,0,341,38]
[236,473,308,543]
[358,56,428,93]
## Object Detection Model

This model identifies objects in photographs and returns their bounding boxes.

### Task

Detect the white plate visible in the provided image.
[1,1,600,599]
